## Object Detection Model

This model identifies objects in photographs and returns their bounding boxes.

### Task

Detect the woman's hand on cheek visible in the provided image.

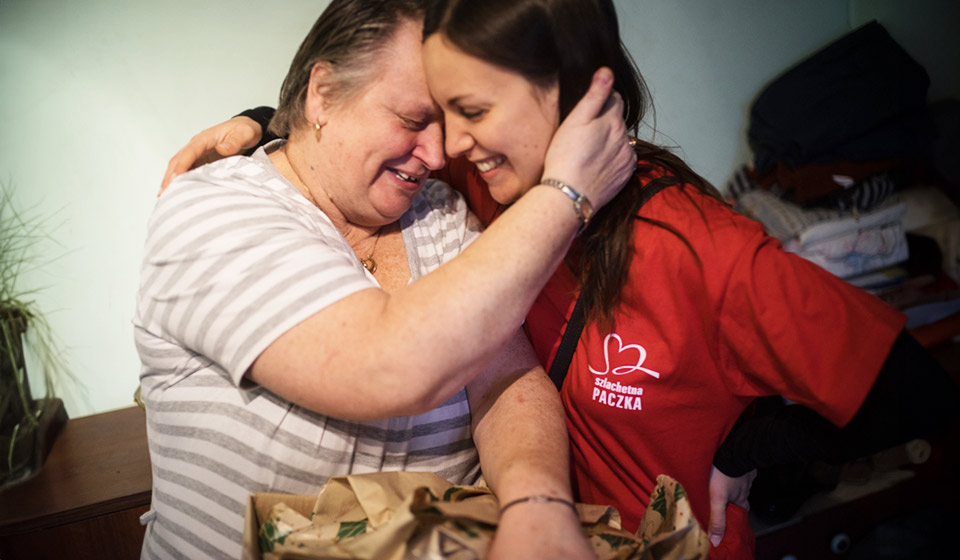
[159,115,263,195]
[542,67,635,211]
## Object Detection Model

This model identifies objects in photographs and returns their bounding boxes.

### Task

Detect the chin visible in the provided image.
[488,178,527,206]
[379,193,420,219]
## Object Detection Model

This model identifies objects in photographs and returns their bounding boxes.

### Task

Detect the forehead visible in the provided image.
[363,21,438,119]
[423,34,538,101]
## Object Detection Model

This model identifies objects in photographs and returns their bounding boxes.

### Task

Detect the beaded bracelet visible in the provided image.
[541,178,594,233]
[499,494,578,516]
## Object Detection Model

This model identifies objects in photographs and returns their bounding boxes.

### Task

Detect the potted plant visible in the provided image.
[0,182,70,489]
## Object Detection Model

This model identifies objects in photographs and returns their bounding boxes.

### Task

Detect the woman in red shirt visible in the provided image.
[162,1,959,556]
[419,3,959,556]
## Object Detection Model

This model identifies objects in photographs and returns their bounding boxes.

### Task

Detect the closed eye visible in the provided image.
[401,117,430,131]
[457,106,485,120]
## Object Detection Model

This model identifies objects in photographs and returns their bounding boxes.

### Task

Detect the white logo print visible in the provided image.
[588,334,660,379]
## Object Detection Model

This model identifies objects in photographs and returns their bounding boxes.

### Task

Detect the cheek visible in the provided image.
[515,128,551,173]
[373,130,419,165]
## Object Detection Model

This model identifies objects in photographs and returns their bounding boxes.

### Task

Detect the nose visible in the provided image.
[443,116,474,160]
[413,121,446,171]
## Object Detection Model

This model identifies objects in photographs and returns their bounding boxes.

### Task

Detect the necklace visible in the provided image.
[359,227,384,273]
[281,145,384,273]
[282,144,320,207]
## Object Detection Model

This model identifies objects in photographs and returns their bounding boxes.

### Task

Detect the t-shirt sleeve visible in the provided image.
[716,220,907,427]
[137,163,376,385]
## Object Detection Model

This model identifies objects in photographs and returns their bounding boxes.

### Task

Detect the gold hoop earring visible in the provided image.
[315,120,322,142]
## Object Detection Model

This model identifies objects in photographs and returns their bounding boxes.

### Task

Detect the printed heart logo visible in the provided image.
[588,334,660,378]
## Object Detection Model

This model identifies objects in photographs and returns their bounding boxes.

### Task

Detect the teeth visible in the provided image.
[394,170,416,183]
[476,156,505,173]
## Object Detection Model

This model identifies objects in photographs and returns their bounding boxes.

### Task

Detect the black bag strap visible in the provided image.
[548,294,588,390]
[546,180,674,391]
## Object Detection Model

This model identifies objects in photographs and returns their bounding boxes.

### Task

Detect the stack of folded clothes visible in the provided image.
[729,20,935,282]
[728,20,960,342]
[731,168,909,280]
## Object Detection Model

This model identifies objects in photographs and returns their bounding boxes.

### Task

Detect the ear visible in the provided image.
[305,61,335,127]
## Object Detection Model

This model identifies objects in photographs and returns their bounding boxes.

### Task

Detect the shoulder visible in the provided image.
[160,155,293,208]
[152,155,318,234]
[632,170,765,252]
[144,156,349,270]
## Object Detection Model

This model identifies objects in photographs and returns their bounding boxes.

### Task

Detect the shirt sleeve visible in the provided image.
[137,162,375,385]
[716,219,907,427]
[713,330,960,476]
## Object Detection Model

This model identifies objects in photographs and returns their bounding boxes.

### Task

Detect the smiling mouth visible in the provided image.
[390,168,423,185]
[474,155,505,173]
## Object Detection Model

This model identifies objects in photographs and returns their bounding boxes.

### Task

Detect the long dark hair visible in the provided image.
[424,0,723,328]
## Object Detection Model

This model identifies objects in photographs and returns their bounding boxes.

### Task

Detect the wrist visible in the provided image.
[499,494,578,517]
[235,106,274,132]
[540,178,594,233]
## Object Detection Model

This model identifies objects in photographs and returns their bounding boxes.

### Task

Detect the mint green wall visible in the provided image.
[617,0,849,192]
[1,1,955,417]
[0,0,323,417]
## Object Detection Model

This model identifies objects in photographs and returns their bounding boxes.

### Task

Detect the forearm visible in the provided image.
[355,186,584,410]
[250,183,585,419]
[471,369,574,503]
[714,331,960,476]
[467,344,589,559]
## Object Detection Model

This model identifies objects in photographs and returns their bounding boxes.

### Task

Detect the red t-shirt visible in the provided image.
[439,158,906,558]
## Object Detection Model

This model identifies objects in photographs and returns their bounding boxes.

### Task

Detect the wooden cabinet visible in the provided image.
[0,406,152,560]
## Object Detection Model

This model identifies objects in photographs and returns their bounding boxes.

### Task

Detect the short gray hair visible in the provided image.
[269,0,427,137]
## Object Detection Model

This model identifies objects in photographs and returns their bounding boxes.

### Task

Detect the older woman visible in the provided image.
[136,1,634,559]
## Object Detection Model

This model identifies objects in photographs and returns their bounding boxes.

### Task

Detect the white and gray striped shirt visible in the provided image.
[134,142,483,560]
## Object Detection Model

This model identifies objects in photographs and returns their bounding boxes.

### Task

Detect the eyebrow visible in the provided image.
[403,103,443,123]
[444,95,469,107]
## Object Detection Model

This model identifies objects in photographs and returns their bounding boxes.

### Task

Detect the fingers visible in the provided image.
[564,67,615,124]
[706,466,758,548]
[160,142,207,195]
[160,164,179,196]
[740,469,758,510]
[539,67,633,211]
[600,90,625,121]
[157,116,263,195]
[707,496,727,548]
[215,118,261,156]
[707,465,732,548]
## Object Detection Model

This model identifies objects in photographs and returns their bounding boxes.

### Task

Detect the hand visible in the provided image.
[490,503,593,560]
[707,465,756,548]
[159,115,263,194]
[541,67,635,211]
